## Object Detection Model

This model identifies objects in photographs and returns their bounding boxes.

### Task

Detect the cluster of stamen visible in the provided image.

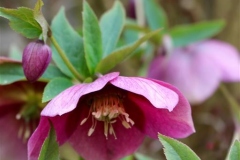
[80,93,134,139]
[16,114,38,142]
[15,101,44,142]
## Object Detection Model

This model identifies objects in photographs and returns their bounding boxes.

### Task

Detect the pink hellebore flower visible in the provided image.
[0,58,46,160]
[148,40,240,104]
[0,80,46,160]
[28,72,195,160]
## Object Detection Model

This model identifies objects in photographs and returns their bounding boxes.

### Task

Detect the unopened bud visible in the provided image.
[127,0,136,19]
[22,40,52,82]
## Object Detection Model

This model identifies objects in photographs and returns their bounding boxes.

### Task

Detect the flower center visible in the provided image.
[80,93,134,139]
[15,103,41,142]
[15,90,45,142]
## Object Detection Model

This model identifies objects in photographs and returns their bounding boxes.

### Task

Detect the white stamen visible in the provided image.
[104,121,108,139]
[88,128,95,136]
[80,118,88,125]
[16,114,21,120]
[23,124,31,142]
[122,121,131,129]
[80,93,135,140]
[109,124,117,139]
[18,125,24,139]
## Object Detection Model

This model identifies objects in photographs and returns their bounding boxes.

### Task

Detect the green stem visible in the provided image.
[135,0,145,27]
[220,84,240,160]
[124,24,161,45]
[50,36,84,81]
[219,84,240,123]
[124,24,151,33]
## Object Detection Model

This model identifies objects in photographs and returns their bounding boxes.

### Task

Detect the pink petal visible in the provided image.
[148,48,222,104]
[0,112,27,160]
[41,72,119,116]
[194,40,240,82]
[69,103,144,160]
[127,80,195,139]
[28,110,80,160]
[28,117,50,160]
[147,52,166,81]
[49,106,82,145]
[110,76,178,111]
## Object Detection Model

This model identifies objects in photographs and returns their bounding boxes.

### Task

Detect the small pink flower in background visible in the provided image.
[148,40,240,104]
[28,72,195,160]
[0,79,46,160]
[22,40,52,82]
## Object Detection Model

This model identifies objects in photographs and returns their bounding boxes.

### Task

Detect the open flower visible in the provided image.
[148,40,240,104]
[28,72,195,160]
[0,80,46,160]
[0,57,46,160]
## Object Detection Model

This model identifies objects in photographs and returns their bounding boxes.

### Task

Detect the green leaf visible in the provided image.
[134,153,154,160]
[83,1,102,75]
[51,7,89,78]
[39,124,59,160]
[170,20,225,47]
[123,20,139,45]
[0,60,67,85]
[227,140,240,160]
[100,1,125,58]
[42,77,73,102]
[96,29,161,74]
[0,7,41,38]
[143,0,168,31]
[158,134,200,160]
[121,155,134,160]
[0,62,25,85]
[41,65,68,81]
[124,19,161,45]
[33,0,49,42]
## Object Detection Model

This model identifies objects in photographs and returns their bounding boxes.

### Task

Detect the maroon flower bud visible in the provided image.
[22,40,52,82]
[127,0,136,19]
